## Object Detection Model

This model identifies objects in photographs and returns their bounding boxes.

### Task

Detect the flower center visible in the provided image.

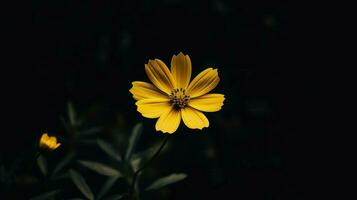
[169,88,190,109]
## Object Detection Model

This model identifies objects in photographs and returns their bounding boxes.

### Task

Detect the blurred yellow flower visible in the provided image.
[130,52,225,133]
[39,133,61,151]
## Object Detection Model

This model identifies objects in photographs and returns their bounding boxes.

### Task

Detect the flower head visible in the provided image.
[130,52,225,134]
[39,133,61,151]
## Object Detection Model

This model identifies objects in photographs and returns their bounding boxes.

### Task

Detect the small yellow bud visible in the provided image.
[39,133,61,151]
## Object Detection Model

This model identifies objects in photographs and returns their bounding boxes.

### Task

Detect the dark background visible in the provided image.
[1,0,353,199]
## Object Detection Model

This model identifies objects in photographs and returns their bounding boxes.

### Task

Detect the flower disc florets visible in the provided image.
[169,88,190,109]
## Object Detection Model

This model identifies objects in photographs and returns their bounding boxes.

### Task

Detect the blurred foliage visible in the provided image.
[1,102,187,199]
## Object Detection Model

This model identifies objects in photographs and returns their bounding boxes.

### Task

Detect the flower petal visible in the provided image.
[41,133,49,142]
[188,94,225,112]
[155,108,181,134]
[145,59,176,94]
[181,107,209,129]
[130,81,167,100]
[49,140,56,150]
[51,137,57,144]
[55,143,61,149]
[136,98,171,118]
[186,68,220,98]
[170,52,192,89]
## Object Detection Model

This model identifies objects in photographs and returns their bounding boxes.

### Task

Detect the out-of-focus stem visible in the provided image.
[128,135,170,199]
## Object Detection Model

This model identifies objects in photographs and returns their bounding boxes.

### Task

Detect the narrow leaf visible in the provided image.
[69,169,94,200]
[60,116,71,133]
[132,145,156,164]
[29,190,61,200]
[125,122,143,161]
[97,139,122,161]
[145,173,187,191]
[78,160,121,177]
[37,155,47,176]
[79,127,103,136]
[131,142,165,170]
[102,194,123,200]
[67,102,77,126]
[130,158,141,172]
[96,176,118,200]
[52,152,75,175]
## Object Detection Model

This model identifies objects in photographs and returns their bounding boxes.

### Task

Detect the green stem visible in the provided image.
[34,151,41,160]
[129,135,170,198]
[28,151,41,171]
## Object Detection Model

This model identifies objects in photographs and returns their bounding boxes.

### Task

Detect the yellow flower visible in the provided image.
[130,52,225,133]
[39,133,61,151]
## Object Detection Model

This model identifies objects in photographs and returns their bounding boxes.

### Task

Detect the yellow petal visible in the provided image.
[51,137,57,144]
[181,107,209,129]
[155,107,181,133]
[136,98,172,118]
[39,133,49,148]
[145,59,176,94]
[50,141,59,150]
[130,81,167,100]
[54,143,61,149]
[170,52,192,89]
[188,94,225,112]
[41,133,49,142]
[186,68,220,98]
[48,141,55,150]
[49,139,55,147]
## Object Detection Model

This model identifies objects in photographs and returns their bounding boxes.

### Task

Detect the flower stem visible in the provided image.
[31,151,41,167]
[129,135,170,198]
[34,151,41,160]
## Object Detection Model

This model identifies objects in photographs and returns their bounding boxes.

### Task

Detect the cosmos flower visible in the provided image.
[130,52,225,133]
[39,133,61,151]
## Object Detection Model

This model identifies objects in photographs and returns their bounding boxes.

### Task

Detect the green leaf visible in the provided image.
[96,176,118,200]
[130,158,141,172]
[37,155,47,176]
[132,146,156,164]
[131,142,165,169]
[67,101,77,127]
[29,189,61,200]
[145,173,187,191]
[60,116,71,133]
[52,152,75,175]
[125,122,143,161]
[79,127,103,136]
[78,160,122,177]
[102,194,123,200]
[97,139,122,161]
[69,169,94,200]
